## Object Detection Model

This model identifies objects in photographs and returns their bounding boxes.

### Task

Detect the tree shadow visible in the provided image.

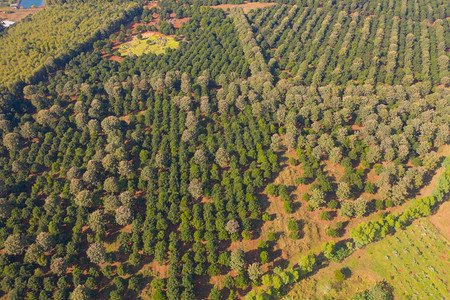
[245,247,262,264]
[250,218,265,240]
[341,267,352,279]
[292,200,302,213]
[258,193,271,212]
[272,250,289,269]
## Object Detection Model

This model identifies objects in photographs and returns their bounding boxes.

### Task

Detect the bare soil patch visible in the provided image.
[170,16,190,28]
[210,2,276,13]
[429,201,450,241]
[0,7,41,22]
[107,55,123,63]
[143,2,158,9]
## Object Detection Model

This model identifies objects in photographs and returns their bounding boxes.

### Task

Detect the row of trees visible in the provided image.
[248,1,449,86]
[0,1,448,299]
[0,7,282,297]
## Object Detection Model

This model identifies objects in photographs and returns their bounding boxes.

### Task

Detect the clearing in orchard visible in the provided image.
[118,32,179,56]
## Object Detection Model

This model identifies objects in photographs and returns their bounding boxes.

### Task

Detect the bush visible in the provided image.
[289,157,298,166]
[327,228,340,238]
[320,211,331,220]
[260,251,269,264]
[327,199,338,209]
[287,219,299,231]
[257,241,268,250]
[334,269,346,282]
[262,213,271,221]
[375,199,384,210]
[385,199,394,208]
[289,232,299,239]
[411,157,422,167]
[283,201,293,213]
[235,274,248,289]
[364,182,375,194]
[303,193,310,202]
[265,184,278,196]
[267,232,276,242]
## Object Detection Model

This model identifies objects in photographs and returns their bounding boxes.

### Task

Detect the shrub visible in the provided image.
[267,232,276,242]
[287,219,299,231]
[289,157,298,166]
[262,213,271,221]
[260,251,269,264]
[334,269,346,282]
[385,199,394,208]
[327,199,338,209]
[265,184,278,196]
[303,193,310,202]
[375,199,384,210]
[289,232,300,239]
[320,211,331,220]
[364,182,375,194]
[257,241,268,250]
[283,201,293,213]
[327,228,340,238]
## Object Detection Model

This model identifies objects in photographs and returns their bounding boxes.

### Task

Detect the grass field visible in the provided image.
[118,33,179,56]
[288,218,450,299]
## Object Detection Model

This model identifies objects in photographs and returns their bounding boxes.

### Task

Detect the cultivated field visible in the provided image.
[288,218,450,299]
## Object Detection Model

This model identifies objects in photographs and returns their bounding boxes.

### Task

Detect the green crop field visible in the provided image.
[365,219,449,299]
[289,218,450,299]
[118,34,179,56]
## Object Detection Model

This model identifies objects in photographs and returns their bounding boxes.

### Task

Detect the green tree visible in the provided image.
[230,249,245,274]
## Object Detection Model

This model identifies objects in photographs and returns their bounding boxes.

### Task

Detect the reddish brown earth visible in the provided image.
[429,199,450,240]
[0,7,41,22]
[209,2,276,13]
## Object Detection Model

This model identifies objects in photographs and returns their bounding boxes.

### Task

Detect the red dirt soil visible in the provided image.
[0,7,41,23]
[108,55,123,63]
[428,201,450,241]
[209,2,276,13]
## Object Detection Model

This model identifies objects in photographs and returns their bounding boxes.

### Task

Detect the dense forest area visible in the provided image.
[0,0,448,299]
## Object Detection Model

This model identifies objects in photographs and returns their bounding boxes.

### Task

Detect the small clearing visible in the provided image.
[0,7,41,22]
[210,2,276,13]
[118,32,179,56]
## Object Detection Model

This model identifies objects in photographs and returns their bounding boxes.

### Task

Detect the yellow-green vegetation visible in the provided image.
[118,34,179,56]
[364,219,449,299]
[289,218,450,299]
[0,0,139,89]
